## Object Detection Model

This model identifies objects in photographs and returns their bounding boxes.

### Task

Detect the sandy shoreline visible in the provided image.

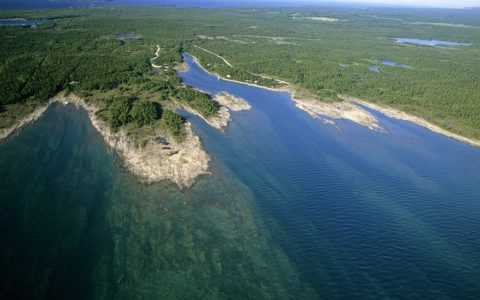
[176,92,251,131]
[1,94,211,188]
[342,96,480,148]
[214,91,252,111]
[188,54,480,148]
[179,103,231,131]
[188,54,385,132]
[0,101,52,141]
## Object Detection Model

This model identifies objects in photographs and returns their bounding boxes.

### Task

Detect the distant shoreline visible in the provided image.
[187,54,480,148]
[345,97,480,148]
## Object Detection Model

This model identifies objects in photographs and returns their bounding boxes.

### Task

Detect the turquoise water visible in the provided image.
[394,38,472,47]
[0,104,315,299]
[1,55,480,299]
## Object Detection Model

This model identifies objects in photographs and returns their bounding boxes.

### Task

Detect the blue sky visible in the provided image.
[325,0,480,8]
[254,0,480,8]
[1,0,479,9]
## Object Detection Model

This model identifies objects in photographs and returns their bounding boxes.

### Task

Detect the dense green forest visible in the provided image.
[0,7,218,138]
[1,5,480,139]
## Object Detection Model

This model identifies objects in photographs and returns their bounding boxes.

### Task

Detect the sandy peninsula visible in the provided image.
[294,98,385,132]
[62,94,210,188]
[179,103,231,131]
[214,91,252,111]
[176,91,251,131]
[0,93,211,188]
[340,95,480,148]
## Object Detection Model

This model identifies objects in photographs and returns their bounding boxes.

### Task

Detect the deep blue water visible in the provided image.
[179,54,480,298]
[394,37,473,47]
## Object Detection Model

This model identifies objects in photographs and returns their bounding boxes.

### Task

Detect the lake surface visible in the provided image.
[1,54,480,299]
[178,54,480,298]
[381,60,410,68]
[116,33,138,40]
[0,18,51,26]
[394,38,472,47]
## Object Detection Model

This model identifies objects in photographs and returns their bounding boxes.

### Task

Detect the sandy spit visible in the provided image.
[178,103,231,131]
[176,92,251,132]
[214,92,252,111]
[342,96,480,148]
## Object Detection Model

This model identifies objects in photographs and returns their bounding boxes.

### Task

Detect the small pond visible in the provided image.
[393,38,472,47]
[116,33,138,40]
[381,60,410,68]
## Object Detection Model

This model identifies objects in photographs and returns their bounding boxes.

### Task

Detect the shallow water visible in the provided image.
[0,103,315,299]
[179,54,480,298]
[368,66,380,72]
[394,37,472,46]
